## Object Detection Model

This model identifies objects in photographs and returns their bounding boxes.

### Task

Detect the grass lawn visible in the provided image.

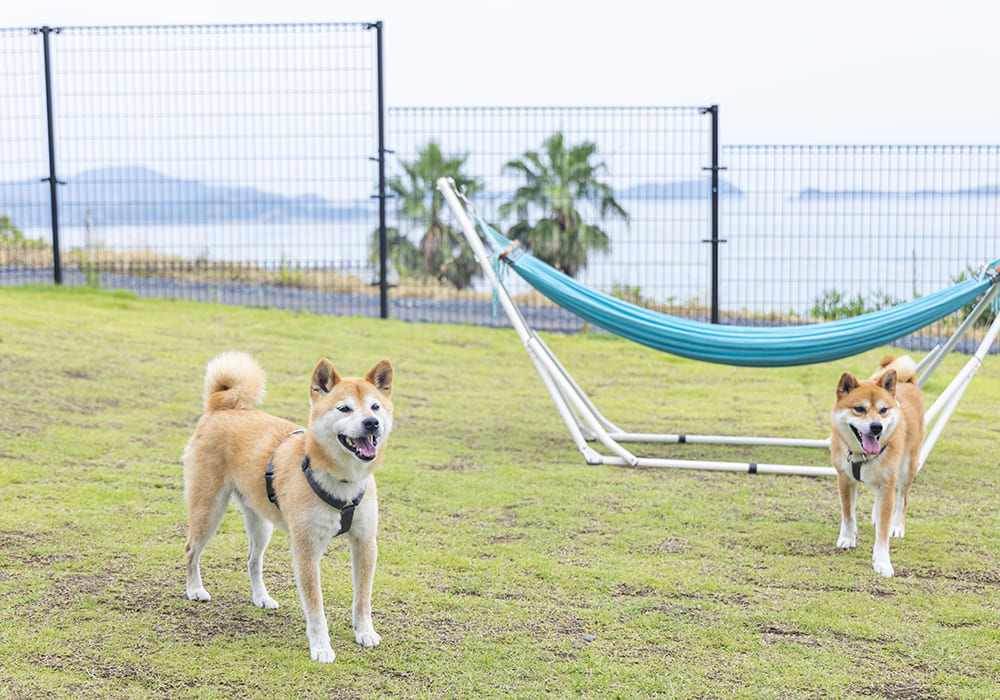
[1,284,999,699]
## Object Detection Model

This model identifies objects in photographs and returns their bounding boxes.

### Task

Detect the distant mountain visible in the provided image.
[619,176,743,199]
[797,184,1000,200]
[0,165,374,227]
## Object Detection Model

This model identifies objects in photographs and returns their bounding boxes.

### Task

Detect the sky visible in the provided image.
[5,0,999,145]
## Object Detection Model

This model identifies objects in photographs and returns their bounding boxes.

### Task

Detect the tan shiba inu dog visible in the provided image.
[830,355,924,577]
[183,351,393,662]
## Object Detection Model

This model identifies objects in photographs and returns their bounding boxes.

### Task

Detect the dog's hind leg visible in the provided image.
[184,484,232,602]
[238,496,279,609]
[890,453,917,539]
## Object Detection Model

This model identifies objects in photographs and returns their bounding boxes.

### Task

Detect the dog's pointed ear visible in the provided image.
[837,372,858,397]
[879,369,897,395]
[310,359,340,402]
[366,359,393,397]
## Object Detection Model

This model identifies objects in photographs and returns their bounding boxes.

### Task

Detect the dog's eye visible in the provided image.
[852,406,865,414]
[371,403,380,412]
[337,405,352,413]
[879,407,888,415]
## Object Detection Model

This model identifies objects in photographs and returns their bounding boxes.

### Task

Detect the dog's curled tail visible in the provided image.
[872,354,918,384]
[202,351,266,412]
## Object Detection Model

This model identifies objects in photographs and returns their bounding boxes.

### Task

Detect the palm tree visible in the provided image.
[0,216,24,244]
[368,225,421,281]
[377,142,483,289]
[500,133,628,277]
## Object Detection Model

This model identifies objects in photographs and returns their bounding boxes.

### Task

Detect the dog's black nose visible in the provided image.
[362,417,380,433]
[870,422,882,436]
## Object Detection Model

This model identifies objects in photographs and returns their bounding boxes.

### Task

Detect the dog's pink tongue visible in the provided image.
[356,436,377,458]
[861,433,881,455]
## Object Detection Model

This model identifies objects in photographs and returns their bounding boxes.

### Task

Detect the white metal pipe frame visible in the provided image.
[437,177,999,478]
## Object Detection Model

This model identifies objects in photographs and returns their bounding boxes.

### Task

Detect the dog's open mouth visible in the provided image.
[339,434,378,461]
[850,426,881,455]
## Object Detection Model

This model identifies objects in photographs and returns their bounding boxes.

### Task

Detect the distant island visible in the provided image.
[797,184,1000,200]
[0,165,374,228]
[619,177,744,199]
[4,165,998,230]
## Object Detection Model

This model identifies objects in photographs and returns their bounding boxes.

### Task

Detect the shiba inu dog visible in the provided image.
[830,355,924,577]
[182,351,393,662]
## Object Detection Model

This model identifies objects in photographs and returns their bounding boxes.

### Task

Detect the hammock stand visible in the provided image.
[438,177,1000,477]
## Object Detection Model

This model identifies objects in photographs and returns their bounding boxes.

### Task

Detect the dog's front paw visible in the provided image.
[355,628,381,648]
[889,520,906,539]
[836,524,857,549]
[837,520,857,549]
[187,587,212,602]
[253,595,279,610]
[310,646,336,663]
[872,556,894,578]
[836,534,856,549]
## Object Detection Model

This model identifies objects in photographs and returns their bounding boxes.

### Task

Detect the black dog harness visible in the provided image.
[846,443,888,483]
[265,429,367,536]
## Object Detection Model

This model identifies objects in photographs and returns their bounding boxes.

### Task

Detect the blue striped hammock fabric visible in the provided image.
[476,217,999,367]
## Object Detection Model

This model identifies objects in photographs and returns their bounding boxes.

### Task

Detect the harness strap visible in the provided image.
[266,429,306,507]
[265,431,367,536]
[851,459,865,483]
[301,455,368,537]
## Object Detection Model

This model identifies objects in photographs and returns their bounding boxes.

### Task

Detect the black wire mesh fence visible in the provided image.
[722,145,1000,323]
[2,23,998,350]
[386,106,714,329]
[1,23,385,314]
[1,28,52,273]
[389,110,998,345]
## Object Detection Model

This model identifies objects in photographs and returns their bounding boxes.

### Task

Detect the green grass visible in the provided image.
[1,284,999,698]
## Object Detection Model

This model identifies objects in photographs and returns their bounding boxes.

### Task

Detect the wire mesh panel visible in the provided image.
[387,106,714,329]
[722,145,999,346]
[0,28,55,280]
[1,23,382,312]
[3,28,997,348]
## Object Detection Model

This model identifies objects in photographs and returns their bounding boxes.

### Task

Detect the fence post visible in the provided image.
[700,104,726,323]
[36,25,63,285]
[368,21,389,319]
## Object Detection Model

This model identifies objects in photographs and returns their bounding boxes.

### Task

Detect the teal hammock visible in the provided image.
[476,217,999,367]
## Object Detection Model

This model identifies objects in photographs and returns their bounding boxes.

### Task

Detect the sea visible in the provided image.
[22,191,999,318]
